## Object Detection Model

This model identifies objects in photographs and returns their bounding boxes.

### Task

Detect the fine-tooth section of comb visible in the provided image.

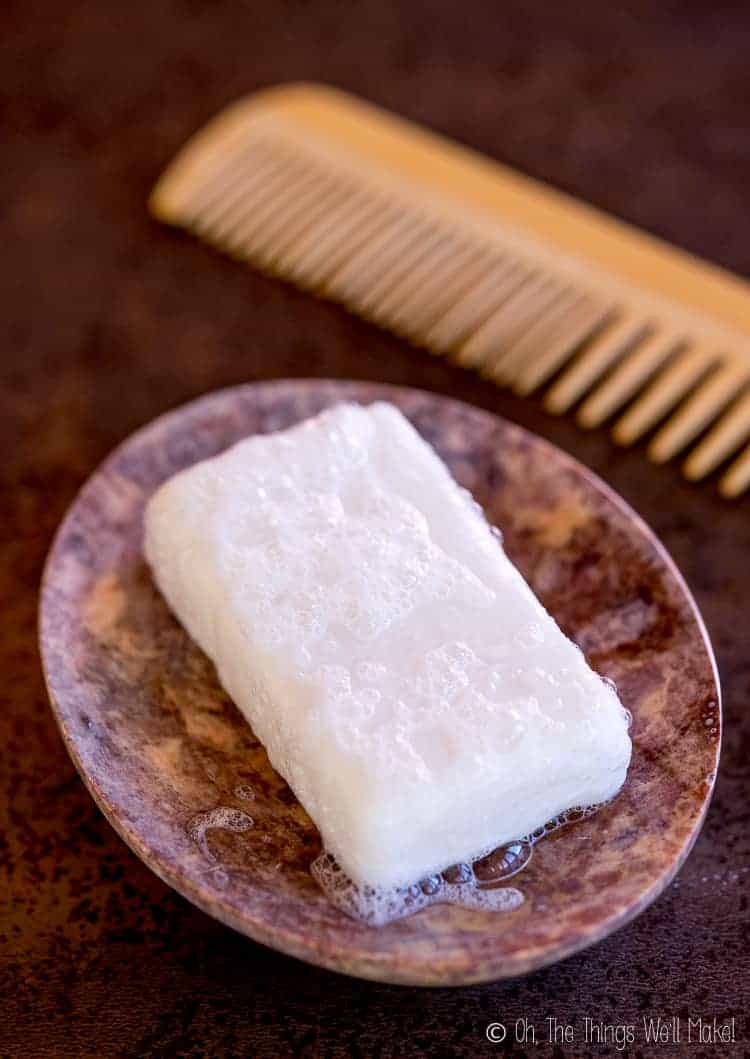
[432,259,531,356]
[151,83,750,496]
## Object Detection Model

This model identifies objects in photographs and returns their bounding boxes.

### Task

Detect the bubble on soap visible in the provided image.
[417,642,476,701]
[355,660,388,685]
[223,441,499,652]
[317,664,351,696]
[353,686,381,714]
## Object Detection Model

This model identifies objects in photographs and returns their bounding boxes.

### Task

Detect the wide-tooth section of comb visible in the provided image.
[545,315,649,414]
[151,84,750,495]
[684,390,750,481]
[720,443,750,498]
[648,362,750,465]
[611,346,717,446]
[577,329,685,429]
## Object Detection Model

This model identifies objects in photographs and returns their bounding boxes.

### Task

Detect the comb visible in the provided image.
[150,83,750,498]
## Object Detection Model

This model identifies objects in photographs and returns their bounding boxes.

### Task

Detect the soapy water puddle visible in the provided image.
[312,803,606,926]
[183,791,611,924]
[187,807,255,886]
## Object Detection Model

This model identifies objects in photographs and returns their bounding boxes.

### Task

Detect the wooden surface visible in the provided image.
[2,1,748,1055]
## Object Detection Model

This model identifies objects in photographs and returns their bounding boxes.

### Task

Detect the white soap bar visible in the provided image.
[144,401,631,891]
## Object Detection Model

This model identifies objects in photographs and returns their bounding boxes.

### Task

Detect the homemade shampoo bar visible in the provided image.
[144,402,632,891]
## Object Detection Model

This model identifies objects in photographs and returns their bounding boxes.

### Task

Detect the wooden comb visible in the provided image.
[150,83,750,498]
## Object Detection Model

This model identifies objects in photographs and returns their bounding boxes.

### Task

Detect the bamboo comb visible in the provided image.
[151,83,750,498]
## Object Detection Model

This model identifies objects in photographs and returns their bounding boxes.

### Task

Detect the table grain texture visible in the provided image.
[2,2,748,1056]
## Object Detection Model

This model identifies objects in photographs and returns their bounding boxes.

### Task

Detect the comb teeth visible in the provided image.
[151,85,750,497]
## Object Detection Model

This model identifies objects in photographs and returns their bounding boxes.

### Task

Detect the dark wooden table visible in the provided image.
[2,2,748,1056]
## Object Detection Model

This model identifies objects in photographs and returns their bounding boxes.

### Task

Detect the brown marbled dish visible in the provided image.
[39,380,720,986]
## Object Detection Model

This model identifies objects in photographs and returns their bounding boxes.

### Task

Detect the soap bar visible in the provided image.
[144,402,631,891]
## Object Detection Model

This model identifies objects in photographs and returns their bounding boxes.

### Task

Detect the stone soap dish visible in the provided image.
[39,380,720,986]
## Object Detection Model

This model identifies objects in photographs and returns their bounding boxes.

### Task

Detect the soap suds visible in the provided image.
[312,802,610,926]
[187,807,255,859]
[311,851,524,926]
